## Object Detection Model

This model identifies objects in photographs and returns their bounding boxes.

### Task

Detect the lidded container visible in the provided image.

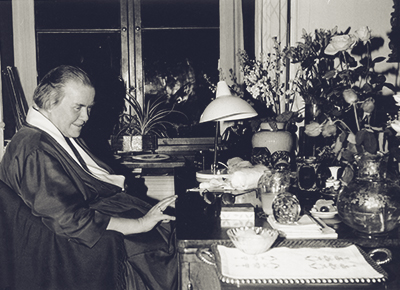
[337,152,400,237]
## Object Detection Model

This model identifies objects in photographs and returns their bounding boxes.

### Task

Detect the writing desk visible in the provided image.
[176,184,400,290]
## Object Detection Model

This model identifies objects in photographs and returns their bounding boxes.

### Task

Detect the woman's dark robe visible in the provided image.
[0,124,177,290]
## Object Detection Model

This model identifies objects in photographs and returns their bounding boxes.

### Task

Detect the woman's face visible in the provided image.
[46,81,95,138]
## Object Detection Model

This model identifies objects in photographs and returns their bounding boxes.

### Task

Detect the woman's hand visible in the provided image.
[139,195,177,232]
[106,195,177,235]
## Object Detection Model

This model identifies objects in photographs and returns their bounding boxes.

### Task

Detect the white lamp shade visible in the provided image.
[216,80,232,98]
[200,95,258,123]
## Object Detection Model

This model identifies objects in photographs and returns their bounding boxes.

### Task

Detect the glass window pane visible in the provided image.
[141,0,219,28]
[37,33,121,79]
[35,0,121,29]
[142,29,219,137]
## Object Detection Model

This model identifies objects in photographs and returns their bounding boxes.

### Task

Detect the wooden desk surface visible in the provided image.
[175,187,400,290]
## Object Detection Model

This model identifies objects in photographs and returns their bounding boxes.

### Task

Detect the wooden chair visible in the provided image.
[1,66,28,131]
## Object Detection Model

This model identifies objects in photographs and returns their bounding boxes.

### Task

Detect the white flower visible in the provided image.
[391,120,400,134]
[393,94,400,107]
[325,34,357,55]
[355,26,371,45]
[250,86,260,98]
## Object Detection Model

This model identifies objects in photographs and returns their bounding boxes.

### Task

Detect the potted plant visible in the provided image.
[113,89,186,152]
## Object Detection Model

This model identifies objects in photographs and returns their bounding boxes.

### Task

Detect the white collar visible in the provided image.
[26,107,79,163]
[26,106,125,189]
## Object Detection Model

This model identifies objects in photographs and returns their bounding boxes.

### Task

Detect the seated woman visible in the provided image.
[0,65,177,290]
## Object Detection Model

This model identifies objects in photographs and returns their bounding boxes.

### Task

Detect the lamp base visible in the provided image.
[196,169,229,183]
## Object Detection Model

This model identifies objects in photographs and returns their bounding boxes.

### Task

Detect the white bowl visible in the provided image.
[310,208,338,219]
[311,199,338,219]
[227,227,279,255]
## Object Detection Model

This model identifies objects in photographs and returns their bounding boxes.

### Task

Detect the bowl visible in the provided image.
[310,199,338,219]
[226,227,279,255]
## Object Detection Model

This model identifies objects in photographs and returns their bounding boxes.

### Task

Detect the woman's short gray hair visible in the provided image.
[33,65,94,110]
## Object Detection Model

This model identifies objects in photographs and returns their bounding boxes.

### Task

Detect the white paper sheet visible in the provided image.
[217,245,384,280]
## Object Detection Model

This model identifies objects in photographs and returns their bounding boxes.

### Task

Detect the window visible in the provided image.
[34,0,219,137]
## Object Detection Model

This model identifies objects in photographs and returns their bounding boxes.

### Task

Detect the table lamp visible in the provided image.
[196,81,258,182]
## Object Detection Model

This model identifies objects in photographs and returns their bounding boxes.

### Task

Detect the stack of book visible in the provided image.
[142,175,175,204]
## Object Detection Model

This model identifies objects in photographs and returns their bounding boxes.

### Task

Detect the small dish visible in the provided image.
[310,199,338,219]
[310,209,338,219]
[227,227,278,255]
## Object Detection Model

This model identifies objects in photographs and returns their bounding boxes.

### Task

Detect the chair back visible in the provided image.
[2,66,29,130]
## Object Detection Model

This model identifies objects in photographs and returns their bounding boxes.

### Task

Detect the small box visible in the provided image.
[220,203,255,219]
[220,203,255,227]
[221,219,255,228]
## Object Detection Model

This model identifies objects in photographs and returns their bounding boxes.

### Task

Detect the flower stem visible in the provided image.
[333,118,355,135]
[353,103,360,131]
[342,51,352,87]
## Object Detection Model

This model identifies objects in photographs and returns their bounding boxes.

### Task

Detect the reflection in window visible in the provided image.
[35,0,120,30]
[140,0,219,137]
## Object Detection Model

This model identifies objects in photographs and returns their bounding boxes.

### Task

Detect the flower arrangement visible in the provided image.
[284,27,337,107]
[238,37,302,131]
[285,26,397,165]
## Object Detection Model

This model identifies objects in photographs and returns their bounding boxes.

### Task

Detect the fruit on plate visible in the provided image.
[312,199,337,213]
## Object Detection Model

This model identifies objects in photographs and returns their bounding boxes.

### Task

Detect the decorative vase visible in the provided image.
[337,152,400,237]
[251,122,293,169]
[304,102,321,124]
[257,168,291,216]
[296,156,321,191]
[320,166,343,201]
[299,101,321,157]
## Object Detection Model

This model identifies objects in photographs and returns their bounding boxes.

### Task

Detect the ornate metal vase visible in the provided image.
[337,153,400,237]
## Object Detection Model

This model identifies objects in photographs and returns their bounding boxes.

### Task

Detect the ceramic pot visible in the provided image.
[122,135,156,152]
[251,122,293,168]
[337,152,400,237]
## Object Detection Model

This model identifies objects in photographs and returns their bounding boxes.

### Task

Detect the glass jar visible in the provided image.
[257,168,290,215]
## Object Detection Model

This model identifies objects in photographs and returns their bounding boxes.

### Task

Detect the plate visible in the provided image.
[131,154,170,161]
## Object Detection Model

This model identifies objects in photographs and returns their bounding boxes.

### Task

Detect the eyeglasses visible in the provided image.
[187,188,258,205]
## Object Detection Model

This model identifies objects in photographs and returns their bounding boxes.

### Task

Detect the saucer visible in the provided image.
[310,208,338,219]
